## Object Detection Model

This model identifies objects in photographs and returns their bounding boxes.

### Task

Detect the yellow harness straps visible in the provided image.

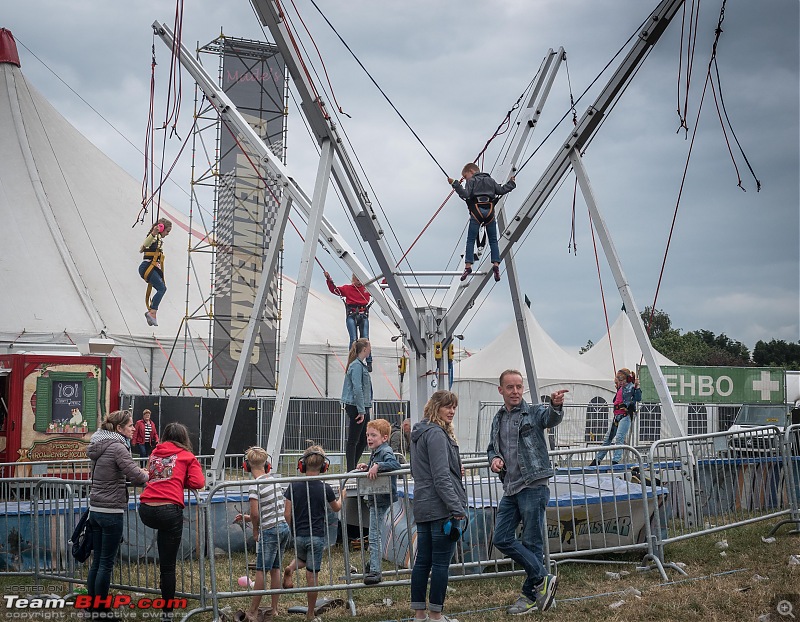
[141,250,165,311]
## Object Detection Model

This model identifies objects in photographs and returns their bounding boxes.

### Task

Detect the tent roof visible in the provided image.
[0,50,398,354]
[579,311,676,377]
[0,58,209,340]
[454,307,608,384]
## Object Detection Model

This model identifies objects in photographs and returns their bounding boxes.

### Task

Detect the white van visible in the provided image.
[727,402,800,455]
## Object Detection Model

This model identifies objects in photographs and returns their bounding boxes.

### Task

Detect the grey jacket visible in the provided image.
[487,400,563,487]
[341,358,373,413]
[87,430,148,511]
[452,172,516,201]
[410,420,467,522]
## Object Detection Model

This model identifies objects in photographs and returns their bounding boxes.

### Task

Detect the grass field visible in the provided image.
[0,520,798,621]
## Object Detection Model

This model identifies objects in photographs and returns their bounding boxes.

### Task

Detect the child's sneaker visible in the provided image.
[534,573,559,612]
[492,265,501,282]
[460,266,473,281]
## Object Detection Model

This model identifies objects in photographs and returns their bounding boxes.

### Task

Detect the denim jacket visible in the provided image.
[487,399,563,486]
[341,358,373,413]
[367,441,402,501]
[615,382,642,415]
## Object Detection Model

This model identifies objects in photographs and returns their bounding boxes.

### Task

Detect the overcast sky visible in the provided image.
[5,0,799,360]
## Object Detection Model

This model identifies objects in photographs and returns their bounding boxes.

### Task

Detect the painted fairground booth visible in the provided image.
[0,352,121,477]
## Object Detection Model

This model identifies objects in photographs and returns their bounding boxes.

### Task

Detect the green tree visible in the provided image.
[641,306,672,340]
[753,339,800,367]
[578,339,594,355]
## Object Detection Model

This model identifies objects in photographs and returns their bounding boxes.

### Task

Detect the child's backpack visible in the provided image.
[70,509,93,563]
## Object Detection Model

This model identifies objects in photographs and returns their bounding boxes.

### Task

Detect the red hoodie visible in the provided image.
[326,277,370,307]
[139,441,205,508]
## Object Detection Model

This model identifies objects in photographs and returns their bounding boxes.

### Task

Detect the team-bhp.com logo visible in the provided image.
[4,594,187,616]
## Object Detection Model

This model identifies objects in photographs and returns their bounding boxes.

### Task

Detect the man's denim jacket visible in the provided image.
[487,399,563,485]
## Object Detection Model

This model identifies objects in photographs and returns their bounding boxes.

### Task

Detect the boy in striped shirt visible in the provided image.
[236,447,289,622]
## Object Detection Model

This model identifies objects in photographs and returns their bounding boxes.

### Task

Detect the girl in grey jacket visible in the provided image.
[341,338,373,471]
[409,390,467,622]
[86,410,148,614]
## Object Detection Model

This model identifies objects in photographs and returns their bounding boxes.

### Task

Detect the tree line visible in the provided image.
[580,307,800,368]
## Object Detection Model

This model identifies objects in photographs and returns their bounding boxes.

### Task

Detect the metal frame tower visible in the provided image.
[155,0,688,483]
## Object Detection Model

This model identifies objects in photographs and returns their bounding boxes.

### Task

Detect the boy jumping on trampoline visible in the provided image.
[449,163,516,283]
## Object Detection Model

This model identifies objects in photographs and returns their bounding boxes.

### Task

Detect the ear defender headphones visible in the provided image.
[243,454,272,474]
[297,449,330,474]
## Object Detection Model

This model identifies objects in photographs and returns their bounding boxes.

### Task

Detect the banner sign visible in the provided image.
[212,38,286,389]
[639,366,786,404]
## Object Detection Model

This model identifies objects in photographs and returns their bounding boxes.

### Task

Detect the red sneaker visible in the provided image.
[493,265,501,282]
[460,266,473,281]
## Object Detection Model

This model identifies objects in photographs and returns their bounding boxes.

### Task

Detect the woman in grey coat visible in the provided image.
[86,410,149,615]
[409,391,467,622]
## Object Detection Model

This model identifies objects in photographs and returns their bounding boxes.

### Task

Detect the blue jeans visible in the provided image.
[493,485,549,598]
[594,415,632,464]
[138,503,184,610]
[139,261,167,310]
[256,522,290,571]
[87,511,124,604]
[465,214,499,264]
[410,518,457,613]
[346,313,372,364]
[368,497,391,574]
[294,535,326,572]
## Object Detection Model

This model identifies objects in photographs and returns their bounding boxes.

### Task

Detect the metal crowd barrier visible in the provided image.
[766,423,800,537]
[0,430,797,620]
[647,426,792,552]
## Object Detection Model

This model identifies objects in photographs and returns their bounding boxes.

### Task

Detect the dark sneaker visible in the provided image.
[363,572,382,585]
[460,266,472,281]
[534,574,559,612]
[506,594,538,615]
[493,265,501,282]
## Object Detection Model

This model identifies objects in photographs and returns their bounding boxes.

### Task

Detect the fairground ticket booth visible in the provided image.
[0,351,120,477]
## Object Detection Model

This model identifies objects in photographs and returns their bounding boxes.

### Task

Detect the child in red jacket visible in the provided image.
[138,423,205,619]
[324,271,373,371]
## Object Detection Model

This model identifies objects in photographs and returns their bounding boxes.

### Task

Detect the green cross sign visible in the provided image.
[639,366,785,404]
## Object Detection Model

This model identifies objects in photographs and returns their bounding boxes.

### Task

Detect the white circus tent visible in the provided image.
[0,29,404,400]
[579,311,677,379]
[451,307,615,451]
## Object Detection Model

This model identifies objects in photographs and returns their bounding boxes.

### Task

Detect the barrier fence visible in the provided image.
[0,426,797,620]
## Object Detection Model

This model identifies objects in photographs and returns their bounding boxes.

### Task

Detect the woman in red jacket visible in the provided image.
[138,423,205,619]
[133,409,160,459]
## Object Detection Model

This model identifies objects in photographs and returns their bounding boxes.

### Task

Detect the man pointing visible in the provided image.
[487,369,568,615]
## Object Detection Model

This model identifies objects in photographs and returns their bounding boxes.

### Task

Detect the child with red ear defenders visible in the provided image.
[233,447,287,622]
[283,446,342,622]
[139,218,173,327]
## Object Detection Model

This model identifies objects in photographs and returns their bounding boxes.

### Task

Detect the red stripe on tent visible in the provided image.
[295,355,323,397]
[154,336,193,396]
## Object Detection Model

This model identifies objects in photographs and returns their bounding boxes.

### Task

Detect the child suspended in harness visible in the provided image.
[449,163,516,282]
[139,218,172,327]
[325,271,373,372]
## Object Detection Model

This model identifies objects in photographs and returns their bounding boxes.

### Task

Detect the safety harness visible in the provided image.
[345,300,372,318]
[140,235,165,311]
[467,195,497,261]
